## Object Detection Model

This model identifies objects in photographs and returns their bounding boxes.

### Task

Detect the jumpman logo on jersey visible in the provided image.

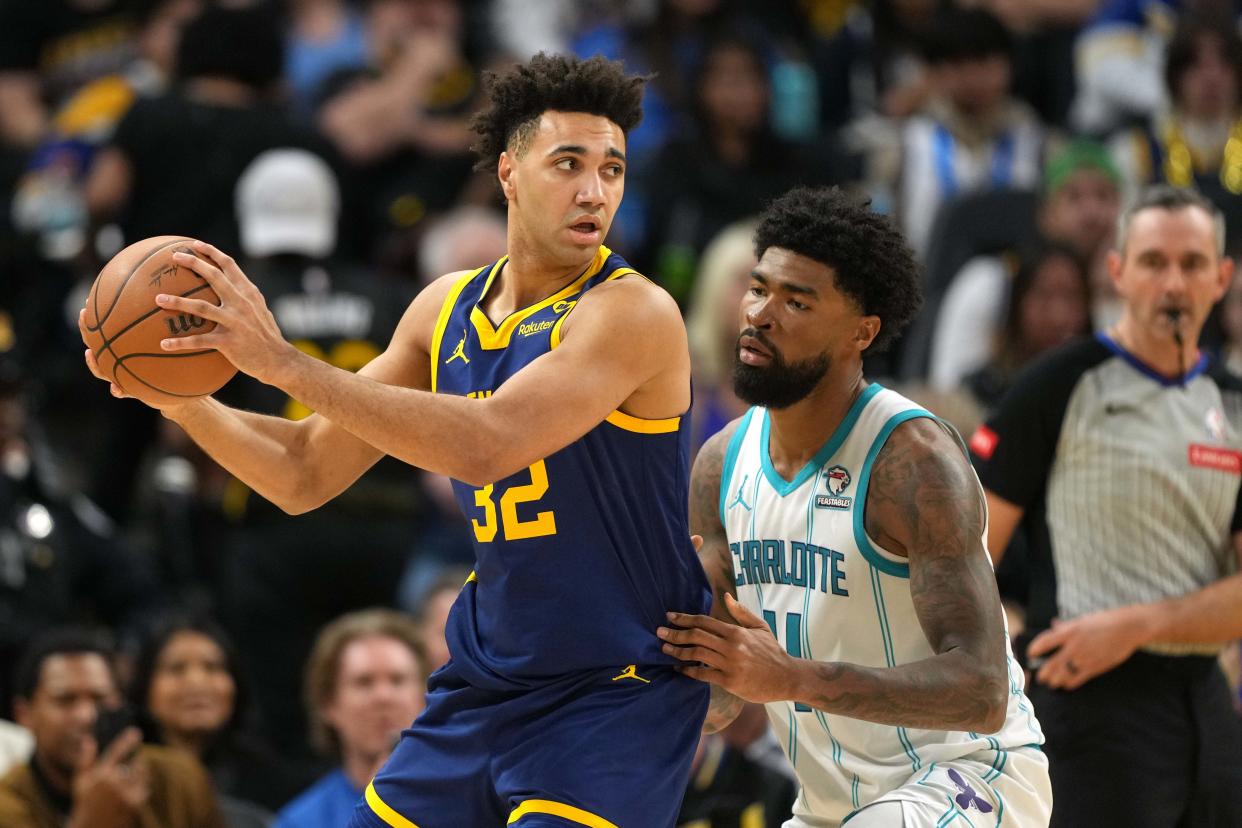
[611,664,650,683]
[446,335,470,365]
[728,475,752,512]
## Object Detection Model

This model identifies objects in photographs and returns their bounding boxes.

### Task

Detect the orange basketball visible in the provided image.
[81,236,237,406]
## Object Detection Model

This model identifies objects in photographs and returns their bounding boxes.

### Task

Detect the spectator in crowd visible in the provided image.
[1070,0,1178,134]
[684,218,758,449]
[873,6,1046,258]
[1110,13,1242,247]
[316,0,489,270]
[0,627,223,827]
[9,0,202,263]
[970,185,1242,826]
[962,243,1093,412]
[85,3,331,254]
[676,732,797,828]
[215,148,421,757]
[0,363,165,718]
[129,614,303,817]
[644,32,837,301]
[272,609,427,828]
[284,0,370,117]
[0,0,139,148]
[930,139,1121,388]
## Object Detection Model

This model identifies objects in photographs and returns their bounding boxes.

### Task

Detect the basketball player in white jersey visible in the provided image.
[660,186,1051,827]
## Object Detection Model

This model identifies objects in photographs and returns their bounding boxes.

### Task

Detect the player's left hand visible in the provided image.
[658,593,800,704]
[1027,605,1150,690]
[153,240,297,384]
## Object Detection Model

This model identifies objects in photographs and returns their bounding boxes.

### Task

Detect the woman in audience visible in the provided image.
[131,615,307,817]
[964,243,1092,412]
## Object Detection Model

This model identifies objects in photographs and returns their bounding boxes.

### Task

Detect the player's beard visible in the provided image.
[732,331,830,409]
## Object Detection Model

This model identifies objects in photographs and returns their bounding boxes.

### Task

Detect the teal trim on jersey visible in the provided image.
[851,773,860,809]
[800,484,850,781]
[1008,654,1043,741]
[992,785,1005,827]
[759,383,882,495]
[788,706,798,767]
[937,793,977,827]
[869,566,923,771]
[916,763,938,786]
[719,408,757,525]
[853,408,935,578]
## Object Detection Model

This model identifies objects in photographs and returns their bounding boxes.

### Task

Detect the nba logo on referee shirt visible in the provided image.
[816,465,852,509]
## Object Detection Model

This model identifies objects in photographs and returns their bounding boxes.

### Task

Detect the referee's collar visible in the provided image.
[1095,331,1209,387]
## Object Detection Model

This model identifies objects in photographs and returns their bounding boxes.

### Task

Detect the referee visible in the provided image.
[969,185,1242,827]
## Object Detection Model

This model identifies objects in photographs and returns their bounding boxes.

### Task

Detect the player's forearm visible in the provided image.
[703,685,744,734]
[271,352,503,485]
[790,650,1008,733]
[164,398,317,512]
[1135,572,1242,645]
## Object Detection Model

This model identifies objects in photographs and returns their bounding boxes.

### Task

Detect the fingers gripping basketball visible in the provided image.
[81,236,237,406]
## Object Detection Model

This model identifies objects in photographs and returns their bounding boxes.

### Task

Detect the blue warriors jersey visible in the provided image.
[430,245,711,689]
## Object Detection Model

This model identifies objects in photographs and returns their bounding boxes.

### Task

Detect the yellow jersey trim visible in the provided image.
[365,781,420,828]
[507,799,618,828]
[605,410,680,434]
[465,570,477,584]
[430,268,484,393]
[471,247,611,350]
[549,264,640,350]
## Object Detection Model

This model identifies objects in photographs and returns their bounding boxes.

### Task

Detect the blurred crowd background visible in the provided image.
[1,0,1242,824]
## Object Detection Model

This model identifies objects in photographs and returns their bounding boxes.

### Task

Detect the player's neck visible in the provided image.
[765,370,867,480]
[493,234,595,314]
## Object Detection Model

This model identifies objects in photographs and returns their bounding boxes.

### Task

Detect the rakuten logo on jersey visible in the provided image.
[1188,444,1242,475]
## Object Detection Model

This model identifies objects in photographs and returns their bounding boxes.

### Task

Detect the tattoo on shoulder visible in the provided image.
[863,419,983,560]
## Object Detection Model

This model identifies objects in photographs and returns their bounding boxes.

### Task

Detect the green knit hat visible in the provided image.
[1042,139,1121,196]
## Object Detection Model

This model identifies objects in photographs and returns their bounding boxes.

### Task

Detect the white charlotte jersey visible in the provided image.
[719,385,1044,824]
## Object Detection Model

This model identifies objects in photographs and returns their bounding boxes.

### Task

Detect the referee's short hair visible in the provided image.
[1116,185,1225,257]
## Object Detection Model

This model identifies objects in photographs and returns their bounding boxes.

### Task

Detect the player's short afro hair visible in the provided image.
[754,187,923,354]
[470,53,647,172]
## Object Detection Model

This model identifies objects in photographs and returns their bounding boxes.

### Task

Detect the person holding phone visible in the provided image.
[0,628,223,828]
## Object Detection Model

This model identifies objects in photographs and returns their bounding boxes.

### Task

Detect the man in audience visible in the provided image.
[0,628,222,828]
[273,609,428,828]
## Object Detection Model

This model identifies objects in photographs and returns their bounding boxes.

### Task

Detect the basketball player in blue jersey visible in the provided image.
[81,54,711,827]
[660,187,1051,826]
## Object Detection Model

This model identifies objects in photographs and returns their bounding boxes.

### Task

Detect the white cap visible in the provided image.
[236,149,339,258]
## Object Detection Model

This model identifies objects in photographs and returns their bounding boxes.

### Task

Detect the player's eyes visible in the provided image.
[789,300,808,311]
[555,158,576,170]
[606,164,624,176]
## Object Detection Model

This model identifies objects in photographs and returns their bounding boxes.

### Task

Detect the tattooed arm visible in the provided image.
[662,418,1009,733]
[690,420,746,733]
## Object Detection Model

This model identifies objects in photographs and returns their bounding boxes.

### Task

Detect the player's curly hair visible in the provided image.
[754,187,922,354]
[470,53,647,172]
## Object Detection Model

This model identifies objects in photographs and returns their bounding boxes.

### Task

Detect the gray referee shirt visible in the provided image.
[970,333,1242,656]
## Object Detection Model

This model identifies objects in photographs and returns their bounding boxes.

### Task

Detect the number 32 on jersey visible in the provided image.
[471,460,557,542]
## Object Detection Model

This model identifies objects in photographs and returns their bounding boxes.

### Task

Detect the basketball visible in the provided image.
[81,235,237,406]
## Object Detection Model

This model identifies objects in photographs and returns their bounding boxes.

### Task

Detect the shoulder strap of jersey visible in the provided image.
[429,265,487,393]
